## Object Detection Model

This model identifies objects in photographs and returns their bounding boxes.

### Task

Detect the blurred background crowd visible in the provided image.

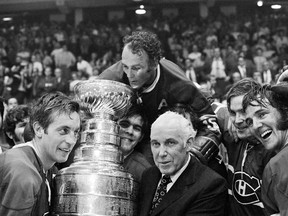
[1,1,288,214]
[0,7,288,107]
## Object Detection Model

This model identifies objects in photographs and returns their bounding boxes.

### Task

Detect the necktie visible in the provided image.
[150,175,171,214]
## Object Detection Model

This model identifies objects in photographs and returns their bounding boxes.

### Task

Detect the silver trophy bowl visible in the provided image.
[74,79,135,120]
[52,79,139,216]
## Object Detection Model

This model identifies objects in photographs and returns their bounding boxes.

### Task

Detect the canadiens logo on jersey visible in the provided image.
[232,171,261,205]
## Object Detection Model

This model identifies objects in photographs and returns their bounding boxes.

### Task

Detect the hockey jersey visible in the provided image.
[212,102,274,216]
[100,58,221,155]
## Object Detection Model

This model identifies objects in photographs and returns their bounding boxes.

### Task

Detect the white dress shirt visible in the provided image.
[161,154,191,192]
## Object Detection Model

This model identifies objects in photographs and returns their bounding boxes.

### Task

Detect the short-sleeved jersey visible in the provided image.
[227,140,273,216]
[212,103,274,216]
[0,144,49,216]
[262,145,288,215]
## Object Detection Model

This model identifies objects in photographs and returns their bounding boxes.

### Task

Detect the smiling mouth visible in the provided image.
[121,137,133,142]
[261,130,272,140]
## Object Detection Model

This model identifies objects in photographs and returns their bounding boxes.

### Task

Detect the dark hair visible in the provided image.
[23,123,34,142]
[262,84,288,130]
[121,104,148,135]
[29,92,80,136]
[168,103,201,131]
[123,31,162,68]
[3,105,30,136]
[227,78,288,130]
[226,78,263,113]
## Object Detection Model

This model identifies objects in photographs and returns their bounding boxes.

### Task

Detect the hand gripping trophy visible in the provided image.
[52,79,138,216]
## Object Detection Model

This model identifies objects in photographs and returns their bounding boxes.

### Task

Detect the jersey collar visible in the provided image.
[141,64,160,94]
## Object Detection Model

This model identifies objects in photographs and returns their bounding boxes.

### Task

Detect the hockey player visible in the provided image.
[99,30,221,164]
[224,78,274,215]
[245,75,288,215]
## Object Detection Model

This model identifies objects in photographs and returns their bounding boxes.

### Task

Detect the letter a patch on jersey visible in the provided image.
[158,99,168,110]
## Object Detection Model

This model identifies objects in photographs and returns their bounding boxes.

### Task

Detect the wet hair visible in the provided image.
[3,105,30,136]
[226,78,263,113]
[29,92,80,136]
[123,31,162,68]
[227,78,288,130]
[259,84,288,130]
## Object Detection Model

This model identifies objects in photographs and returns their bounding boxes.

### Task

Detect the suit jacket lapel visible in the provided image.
[141,167,162,216]
[151,158,197,216]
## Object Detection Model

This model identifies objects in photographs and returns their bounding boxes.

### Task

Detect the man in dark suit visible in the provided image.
[54,67,69,94]
[261,61,277,84]
[234,56,256,78]
[138,111,227,216]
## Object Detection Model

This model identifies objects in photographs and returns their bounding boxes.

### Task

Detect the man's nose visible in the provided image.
[125,68,134,78]
[125,125,133,134]
[158,145,168,157]
[250,117,262,131]
[66,132,77,145]
[235,113,245,124]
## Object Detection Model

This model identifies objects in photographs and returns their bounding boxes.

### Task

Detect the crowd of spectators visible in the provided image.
[1,8,288,215]
[0,10,288,105]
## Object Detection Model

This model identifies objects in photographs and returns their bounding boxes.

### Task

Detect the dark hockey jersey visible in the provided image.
[212,102,274,216]
[100,58,221,152]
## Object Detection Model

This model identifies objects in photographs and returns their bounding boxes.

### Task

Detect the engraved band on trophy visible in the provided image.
[52,79,138,216]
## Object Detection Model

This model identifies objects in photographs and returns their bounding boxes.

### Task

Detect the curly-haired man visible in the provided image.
[100,30,221,166]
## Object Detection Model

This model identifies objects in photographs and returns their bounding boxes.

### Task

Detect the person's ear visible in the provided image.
[186,136,195,150]
[33,122,44,138]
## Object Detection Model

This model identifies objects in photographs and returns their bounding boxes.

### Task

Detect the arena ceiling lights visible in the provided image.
[257,0,288,9]
[135,5,146,15]
[2,17,12,21]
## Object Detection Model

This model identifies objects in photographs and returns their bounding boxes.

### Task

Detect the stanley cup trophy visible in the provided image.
[52,79,138,216]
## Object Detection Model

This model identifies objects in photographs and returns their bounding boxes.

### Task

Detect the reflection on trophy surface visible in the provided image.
[52,79,138,216]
